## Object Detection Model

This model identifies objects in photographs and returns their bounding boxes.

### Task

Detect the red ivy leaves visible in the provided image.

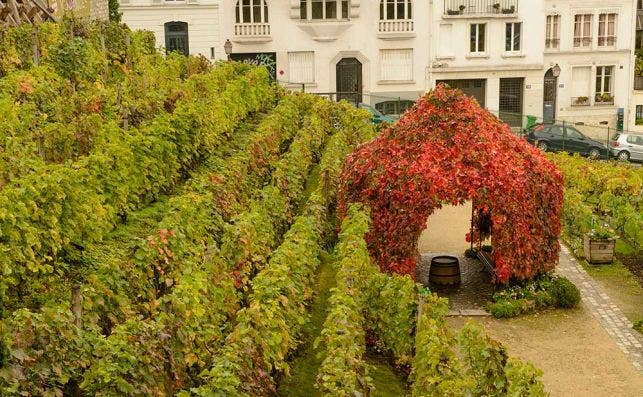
[338,84,563,284]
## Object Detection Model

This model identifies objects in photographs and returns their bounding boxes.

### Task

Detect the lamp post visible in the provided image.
[552,63,561,78]
[224,39,232,61]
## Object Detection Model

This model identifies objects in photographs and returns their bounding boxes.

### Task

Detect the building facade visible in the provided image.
[630,0,643,133]
[120,0,220,58]
[119,0,640,134]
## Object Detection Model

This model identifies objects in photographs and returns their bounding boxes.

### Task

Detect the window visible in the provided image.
[164,22,189,56]
[598,13,616,46]
[574,14,592,47]
[546,15,560,49]
[505,22,521,52]
[380,49,413,81]
[572,66,591,99]
[236,0,268,24]
[379,0,412,20]
[549,125,564,136]
[470,23,485,53]
[636,105,643,125]
[595,66,613,99]
[300,0,349,20]
[288,51,314,83]
[637,30,643,52]
[565,127,584,140]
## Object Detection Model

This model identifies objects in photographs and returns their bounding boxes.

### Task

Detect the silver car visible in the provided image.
[609,133,643,162]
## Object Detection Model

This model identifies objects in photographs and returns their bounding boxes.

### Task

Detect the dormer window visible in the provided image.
[236,0,269,24]
[300,0,349,21]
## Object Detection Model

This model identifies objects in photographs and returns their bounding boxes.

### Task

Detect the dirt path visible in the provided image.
[449,309,643,396]
[417,202,472,254]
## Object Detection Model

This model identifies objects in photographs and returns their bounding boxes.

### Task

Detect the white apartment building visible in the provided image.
[428,0,544,128]
[120,0,220,58]
[119,1,640,133]
[630,0,643,133]
[220,0,430,113]
[541,0,635,138]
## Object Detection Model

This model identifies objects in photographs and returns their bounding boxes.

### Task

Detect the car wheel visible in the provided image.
[588,148,601,160]
[536,141,548,152]
[617,151,630,162]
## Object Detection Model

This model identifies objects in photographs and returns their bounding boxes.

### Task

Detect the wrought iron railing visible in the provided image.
[234,23,271,37]
[545,38,559,49]
[378,19,414,33]
[443,0,518,15]
[594,94,614,106]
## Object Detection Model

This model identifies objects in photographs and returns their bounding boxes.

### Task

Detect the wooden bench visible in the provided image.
[476,250,496,281]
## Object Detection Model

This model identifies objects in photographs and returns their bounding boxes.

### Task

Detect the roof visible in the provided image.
[0,0,56,28]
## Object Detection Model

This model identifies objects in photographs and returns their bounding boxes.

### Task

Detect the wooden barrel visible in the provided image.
[429,255,461,285]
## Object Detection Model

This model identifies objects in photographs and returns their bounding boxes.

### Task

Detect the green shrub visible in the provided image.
[551,277,581,308]
[489,299,526,318]
[633,319,643,334]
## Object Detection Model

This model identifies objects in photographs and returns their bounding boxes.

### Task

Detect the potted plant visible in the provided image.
[493,3,501,13]
[459,5,466,14]
[446,8,460,15]
[502,5,515,14]
[595,93,614,104]
[574,96,589,106]
[584,221,617,264]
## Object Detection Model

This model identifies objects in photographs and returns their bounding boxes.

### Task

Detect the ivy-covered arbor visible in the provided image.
[338,85,564,283]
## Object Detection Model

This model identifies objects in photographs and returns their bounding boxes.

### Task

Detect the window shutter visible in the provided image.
[380,49,413,81]
[288,52,314,83]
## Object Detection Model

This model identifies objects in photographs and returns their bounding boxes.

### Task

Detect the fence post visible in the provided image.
[562,120,566,151]
[397,96,401,116]
[301,83,305,93]
[606,126,610,160]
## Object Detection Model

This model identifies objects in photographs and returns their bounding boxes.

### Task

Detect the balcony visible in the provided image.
[634,76,643,91]
[377,19,415,39]
[443,0,518,17]
[233,23,271,43]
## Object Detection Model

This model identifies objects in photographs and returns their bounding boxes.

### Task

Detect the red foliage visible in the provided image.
[338,85,563,283]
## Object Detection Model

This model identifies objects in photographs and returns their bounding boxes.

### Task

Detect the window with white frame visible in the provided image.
[598,13,617,46]
[545,15,560,49]
[379,0,412,20]
[380,49,413,81]
[572,66,591,99]
[595,66,613,100]
[573,14,592,48]
[300,0,349,20]
[470,23,486,53]
[288,52,314,84]
[236,0,268,24]
[505,22,521,52]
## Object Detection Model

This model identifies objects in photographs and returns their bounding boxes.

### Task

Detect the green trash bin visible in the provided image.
[526,115,537,129]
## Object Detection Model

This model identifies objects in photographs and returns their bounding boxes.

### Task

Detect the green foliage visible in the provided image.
[633,319,643,334]
[505,358,547,396]
[459,322,508,396]
[109,0,122,23]
[550,277,581,309]
[411,311,470,397]
[489,274,579,318]
[549,153,643,250]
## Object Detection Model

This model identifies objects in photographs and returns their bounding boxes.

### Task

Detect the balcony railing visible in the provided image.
[378,19,414,33]
[598,36,616,46]
[571,97,590,107]
[573,37,592,47]
[444,0,518,16]
[545,38,559,49]
[234,23,271,37]
[634,76,643,91]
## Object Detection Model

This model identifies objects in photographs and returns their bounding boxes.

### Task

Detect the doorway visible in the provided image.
[336,58,362,104]
[543,69,557,124]
[164,22,189,56]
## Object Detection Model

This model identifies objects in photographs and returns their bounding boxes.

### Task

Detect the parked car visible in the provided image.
[358,103,397,125]
[525,123,608,159]
[609,133,643,162]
